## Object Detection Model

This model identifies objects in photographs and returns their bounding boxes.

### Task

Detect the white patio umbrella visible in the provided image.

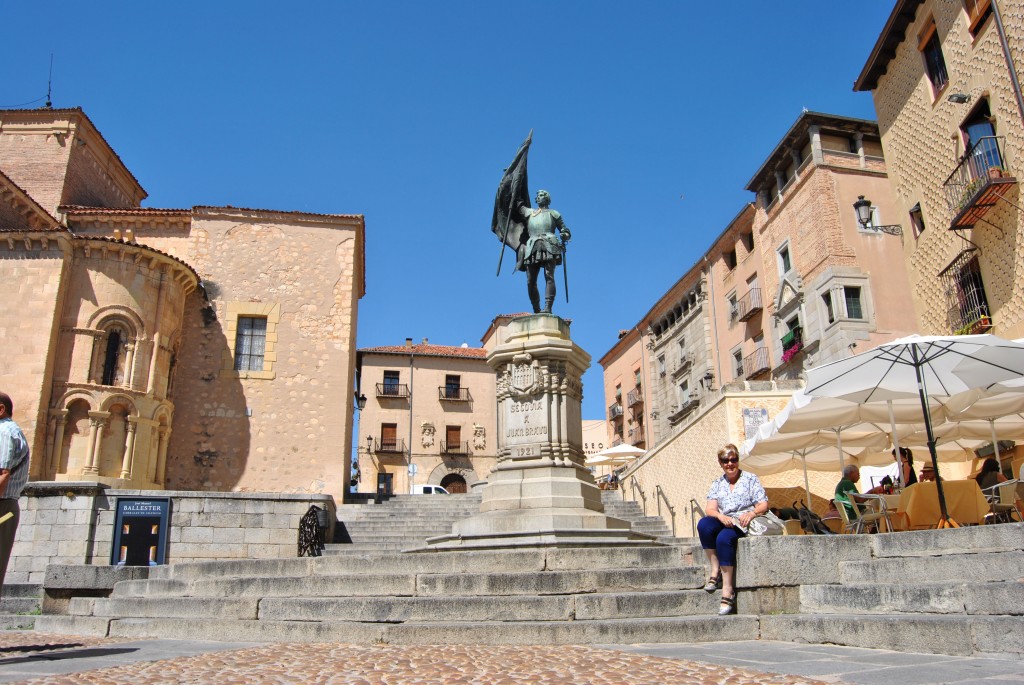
[767,389,950,488]
[740,429,890,508]
[804,334,1024,527]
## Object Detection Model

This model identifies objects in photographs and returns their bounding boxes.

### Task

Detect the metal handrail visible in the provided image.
[736,288,763,321]
[944,135,1008,203]
[374,438,406,454]
[655,485,676,537]
[438,386,472,401]
[608,403,624,420]
[440,440,471,456]
[627,387,643,407]
[629,477,647,515]
[628,426,645,445]
[689,498,706,538]
[742,347,771,378]
[376,383,409,398]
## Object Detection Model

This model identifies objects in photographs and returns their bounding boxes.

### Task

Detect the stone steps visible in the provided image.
[839,550,1024,584]
[800,580,1024,615]
[0,583,42,631]
[35,614,761,645]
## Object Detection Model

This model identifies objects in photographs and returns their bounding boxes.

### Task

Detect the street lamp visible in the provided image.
[854,196,903,237]
[355,392,367,411]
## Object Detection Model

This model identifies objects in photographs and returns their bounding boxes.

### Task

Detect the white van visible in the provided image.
[411,484,449,495]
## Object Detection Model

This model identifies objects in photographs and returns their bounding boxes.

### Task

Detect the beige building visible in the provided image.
[0,107,364,498]
[356,339,498,495]
[855,0,1024,338]
[600,111,923,514]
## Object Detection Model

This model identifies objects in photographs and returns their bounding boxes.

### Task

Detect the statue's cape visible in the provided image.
[491,131,532,271]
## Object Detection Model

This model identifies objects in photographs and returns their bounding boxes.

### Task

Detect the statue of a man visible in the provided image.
[518,190,570,313]
[492,132,573,315]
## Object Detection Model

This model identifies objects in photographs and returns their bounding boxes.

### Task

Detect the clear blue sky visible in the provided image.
[3,1,894,420]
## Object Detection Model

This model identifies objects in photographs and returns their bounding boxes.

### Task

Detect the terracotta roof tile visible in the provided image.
[359,343,487,359]
[61,206,191,216]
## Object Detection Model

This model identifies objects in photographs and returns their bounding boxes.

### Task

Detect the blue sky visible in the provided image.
[3,1,895,420]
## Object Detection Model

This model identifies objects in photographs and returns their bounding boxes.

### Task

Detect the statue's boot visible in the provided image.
[541,297,554,314]
[530,294,542,314]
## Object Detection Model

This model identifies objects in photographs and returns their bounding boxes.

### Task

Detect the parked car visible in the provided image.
[411,484,449,495]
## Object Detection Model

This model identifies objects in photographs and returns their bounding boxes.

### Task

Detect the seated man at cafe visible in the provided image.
[835,464,884,519]
[919,463,939,482]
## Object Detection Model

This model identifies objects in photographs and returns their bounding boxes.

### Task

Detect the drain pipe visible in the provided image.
[702,254,722,389]
[992,0,1024,125]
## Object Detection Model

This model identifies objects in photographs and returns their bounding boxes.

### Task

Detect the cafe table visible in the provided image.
[895,480,989,528]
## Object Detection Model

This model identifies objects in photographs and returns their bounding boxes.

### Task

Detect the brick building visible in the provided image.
[855,0,1024,338]
[0,107,364,498]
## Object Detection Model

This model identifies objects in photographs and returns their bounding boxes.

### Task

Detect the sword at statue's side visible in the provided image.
[561,236,569,304]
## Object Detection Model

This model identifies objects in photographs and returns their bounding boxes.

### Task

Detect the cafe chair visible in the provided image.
[849,494,893,534]
[834,500,858,534]
[982,480,1021,524]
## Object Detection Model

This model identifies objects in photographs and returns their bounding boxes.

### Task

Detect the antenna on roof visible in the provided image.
[45,54,53,109]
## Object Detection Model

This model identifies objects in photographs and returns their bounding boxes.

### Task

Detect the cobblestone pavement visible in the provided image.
[0,634,832,685]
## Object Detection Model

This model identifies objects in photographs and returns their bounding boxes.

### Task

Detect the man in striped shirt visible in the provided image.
[0,391,29,596]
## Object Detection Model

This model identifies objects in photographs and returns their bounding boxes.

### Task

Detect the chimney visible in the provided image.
[405,337,413,347]
[422,337,428,345]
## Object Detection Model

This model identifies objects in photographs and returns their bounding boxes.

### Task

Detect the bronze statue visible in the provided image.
[492,132,571,314]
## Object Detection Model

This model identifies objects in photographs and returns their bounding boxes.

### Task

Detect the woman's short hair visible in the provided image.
[717,444,739,460]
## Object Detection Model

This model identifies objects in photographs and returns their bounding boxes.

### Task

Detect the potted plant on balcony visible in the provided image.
[987,166,1005,180]
[781,341,803,364]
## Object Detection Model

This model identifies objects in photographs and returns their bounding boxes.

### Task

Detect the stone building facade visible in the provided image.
[356,339,498,495]
[855,0,1024,338]
[0,107,364,499]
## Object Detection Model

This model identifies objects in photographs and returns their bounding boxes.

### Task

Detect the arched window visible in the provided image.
[102,328,123,385]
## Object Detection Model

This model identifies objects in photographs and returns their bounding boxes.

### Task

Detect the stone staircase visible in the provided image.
[750,523,1024,657]
[329,491,681,553]
[331,494,483,552]
[36,546,754,644]
[0,583,41,630]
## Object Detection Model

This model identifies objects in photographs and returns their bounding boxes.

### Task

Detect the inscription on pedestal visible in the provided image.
[505,398,547,457]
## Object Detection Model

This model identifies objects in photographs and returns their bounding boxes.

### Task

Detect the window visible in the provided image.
[677,337,686,354]
[963,0,992,34]
[634,368,642,387]
[919,19,949,95]
[910,203,926,238]
[728,292,738,321]
[961,100,1000,171]
[444,374,461,399]
[822,291,835,324]
[234,317,267,371]
[678,380,690,405]
[741,231,754,253]
[383,371,400,394]
[778,245,792,275]
[724,248,737,270]
[657,355,666,376]
[942,251,991,334]
[101,326,125,385]
[733,350,744,380]
[380,423,398,452]
[844,287,864,320]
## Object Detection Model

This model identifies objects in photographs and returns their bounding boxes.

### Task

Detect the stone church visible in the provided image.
[0,107,364,498]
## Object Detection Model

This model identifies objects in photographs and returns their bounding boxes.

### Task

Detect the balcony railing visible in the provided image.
[438,386,472,402]
[608,403,624,420]
[376,383,409,399]
[742,347,771,379]
[736,288,763,322]
[781,327,803,351]
[611,435,623,447]
[628,426,645,445]
[672,353,693,377]
[374,438,406,454]
[667,395,700,424]
[944,136,1016,229]
[627,387,643,407]
[441,440,470,456]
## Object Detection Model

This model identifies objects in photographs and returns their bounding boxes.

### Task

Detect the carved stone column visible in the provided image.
[155,426,170,485]
[119,418,138,479]
[83,412,109,475]
[425,315,655,549]
[46,411,68,477]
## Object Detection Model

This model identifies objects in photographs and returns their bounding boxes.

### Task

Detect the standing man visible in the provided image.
[517,189,571,314]
[0,392,29,596]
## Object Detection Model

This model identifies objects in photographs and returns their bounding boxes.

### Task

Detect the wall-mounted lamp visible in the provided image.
[947,92,971,104]
[356,392,367,411]
[366,434,374,454]
[703,370,715,390]
[853,196,903,238]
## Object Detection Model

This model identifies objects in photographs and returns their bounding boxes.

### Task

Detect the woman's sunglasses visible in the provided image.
[719,456,739,464]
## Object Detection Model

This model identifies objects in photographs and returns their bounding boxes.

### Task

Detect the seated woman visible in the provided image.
[892,447,918,488]
[975,457,1007,491]
[697,443,768,616]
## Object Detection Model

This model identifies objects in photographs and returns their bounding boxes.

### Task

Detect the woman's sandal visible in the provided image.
[703,574,722,593]
[718,595,736,616]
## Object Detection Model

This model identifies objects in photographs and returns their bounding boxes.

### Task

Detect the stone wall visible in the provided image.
[6,482,336,584]
[866,0,1024,338]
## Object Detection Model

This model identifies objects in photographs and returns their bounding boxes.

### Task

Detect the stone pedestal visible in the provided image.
[425,315,655,549]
